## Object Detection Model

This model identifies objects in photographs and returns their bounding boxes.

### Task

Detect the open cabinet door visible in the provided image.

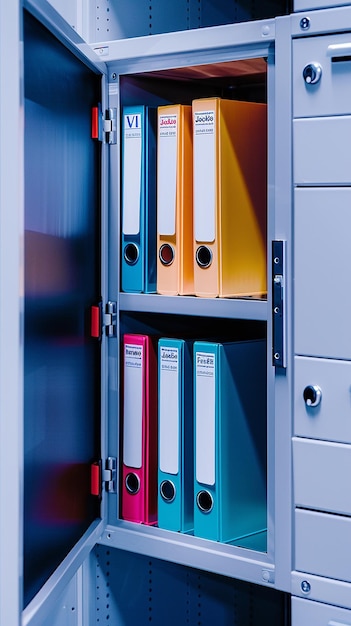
[23,7,104,607]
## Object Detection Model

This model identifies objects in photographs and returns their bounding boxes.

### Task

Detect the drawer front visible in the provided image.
[295,187,351,360]
[295,509,351,582]
[294,1,351,10]
[293,437,351,514]
[295,356,351,443]
[292,596,351,626]
[294,117,351,185]
[294,32,351,118]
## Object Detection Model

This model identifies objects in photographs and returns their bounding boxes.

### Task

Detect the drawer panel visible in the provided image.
[292,596,351,626]
[295,187,351,360]
[293,437,351,514]
[294,117,351,185]
[295,509,351,582]
[294,32,351,118]
[295,356,351,443]
[294,0,351,10]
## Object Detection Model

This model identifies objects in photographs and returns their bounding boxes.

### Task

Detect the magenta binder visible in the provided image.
[121,334,158,524]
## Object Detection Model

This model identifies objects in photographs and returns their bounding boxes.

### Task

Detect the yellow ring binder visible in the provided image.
[196,245,213,269]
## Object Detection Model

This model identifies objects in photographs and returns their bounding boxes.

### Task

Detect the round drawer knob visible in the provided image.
[303,63,322,85]
[303,385,322,407]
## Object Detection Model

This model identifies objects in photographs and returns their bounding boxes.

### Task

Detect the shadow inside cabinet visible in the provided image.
[91,547,290,626]
[119,311,267,343]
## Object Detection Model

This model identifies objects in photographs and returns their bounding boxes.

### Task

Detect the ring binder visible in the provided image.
[158,338,193,532]
[193,97,267,298]
[121,106,157,293]
[121,334,158,525]
[194,339,267,543]
[157,105,194,295]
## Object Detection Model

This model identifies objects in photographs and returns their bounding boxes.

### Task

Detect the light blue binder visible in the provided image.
[158,338,193,533]
[193,339,267,543]
[121,105,156,293]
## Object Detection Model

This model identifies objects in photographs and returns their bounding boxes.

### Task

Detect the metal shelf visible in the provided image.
[119,293,268,320]
[98,523,274,587]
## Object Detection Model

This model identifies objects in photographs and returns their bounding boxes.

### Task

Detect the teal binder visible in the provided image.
[193,340,267,543]
[121,105,156,293]
[158,338,193,532]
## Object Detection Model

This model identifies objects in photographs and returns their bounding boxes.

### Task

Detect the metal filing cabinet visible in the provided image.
[2,2,293,624]
[292,5,351,622]
[4,1,351,626]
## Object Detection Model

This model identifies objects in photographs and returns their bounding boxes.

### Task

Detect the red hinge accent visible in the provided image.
[91,461,101,497]
[91,304,101,339]
[92,106,102,140]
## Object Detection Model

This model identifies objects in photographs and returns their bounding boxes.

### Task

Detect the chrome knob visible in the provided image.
[303,385,322,407]
[303,63,322,85]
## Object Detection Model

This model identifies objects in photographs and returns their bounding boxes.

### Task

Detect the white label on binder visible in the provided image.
[159,346,179,475]
[157,113,178,235]
[122,113,142,235]
[123,343,143,468]
[194,110,216,243]
[195,351,216,485]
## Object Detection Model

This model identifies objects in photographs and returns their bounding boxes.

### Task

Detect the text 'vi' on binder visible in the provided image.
[158,339,193,533]
[194,340,267,543]
[121,106,157,293]
[121,334,158,525]
[157,104,194,295]
[192,98,267,298]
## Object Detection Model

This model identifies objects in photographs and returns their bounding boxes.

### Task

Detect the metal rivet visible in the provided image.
[300,17,310,30]
[274,352,280,360]
[274,257,280,264]
[111,73,117,80]
[262,570,270,582]
[301,580,311,593]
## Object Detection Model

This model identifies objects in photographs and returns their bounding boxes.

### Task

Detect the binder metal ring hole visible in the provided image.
[125,472,140,495]
[196,246,212,269]
[159,243,174,266]
[196,490,213,513]
[160,480,176,503]
[124,243,139,266]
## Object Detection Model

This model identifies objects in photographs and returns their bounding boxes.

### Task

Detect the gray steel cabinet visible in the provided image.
[4,1,351,625]
[292,5,351,619]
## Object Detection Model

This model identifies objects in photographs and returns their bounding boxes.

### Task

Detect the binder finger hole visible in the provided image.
[196,246,212,269]
[160,480,176,503]
[125,472,140,495]
[196,490,213,513]
[159,243,175,266]
[124,243,139,265]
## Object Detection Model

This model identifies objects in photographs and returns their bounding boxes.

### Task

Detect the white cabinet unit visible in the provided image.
[5,1,351,625]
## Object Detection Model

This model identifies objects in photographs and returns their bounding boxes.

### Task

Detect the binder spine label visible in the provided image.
[123,343,143,468]
[157,113,178,235]
[159,346,179,475]
[122,113,142,235]
[195,351,216,486]
[194,110,216,243]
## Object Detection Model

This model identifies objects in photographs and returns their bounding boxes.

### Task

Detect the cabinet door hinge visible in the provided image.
[272,240,286,369]
[91,106,117,144]
[90,301,117,339]
[104,301,117,337]
[91,457,117,496]
[103,108,117,144]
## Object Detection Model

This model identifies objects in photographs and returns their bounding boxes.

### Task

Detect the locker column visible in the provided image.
[292,6,351,622]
